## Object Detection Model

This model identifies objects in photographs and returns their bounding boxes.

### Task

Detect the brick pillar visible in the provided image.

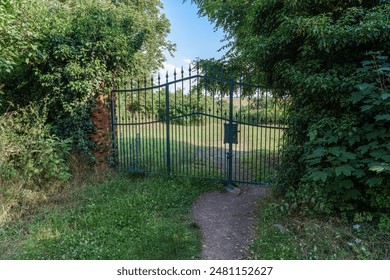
[90,93,112,170]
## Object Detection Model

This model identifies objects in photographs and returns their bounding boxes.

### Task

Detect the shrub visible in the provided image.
[0,103,71,186]
[279,53,390,223]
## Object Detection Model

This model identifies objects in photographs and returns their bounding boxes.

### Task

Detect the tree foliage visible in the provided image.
[191,0,390,222]
[1,0,174,154]
[0,0,36,94]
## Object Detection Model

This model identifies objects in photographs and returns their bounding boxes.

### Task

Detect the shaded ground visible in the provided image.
[192,185,267,260]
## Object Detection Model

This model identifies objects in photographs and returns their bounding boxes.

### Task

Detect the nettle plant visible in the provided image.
[299,53,390,227]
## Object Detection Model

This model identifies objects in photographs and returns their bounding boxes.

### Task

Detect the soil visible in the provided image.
[192,184,267,260]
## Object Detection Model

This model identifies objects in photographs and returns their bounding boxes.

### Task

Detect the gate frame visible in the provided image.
[110,68,286,187]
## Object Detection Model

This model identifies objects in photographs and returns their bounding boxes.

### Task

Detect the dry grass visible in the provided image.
[0,153,109,226]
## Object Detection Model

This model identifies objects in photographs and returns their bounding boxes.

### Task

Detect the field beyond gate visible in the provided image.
[111,67,288,186]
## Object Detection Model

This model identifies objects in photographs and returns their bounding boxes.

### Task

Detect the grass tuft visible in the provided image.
[249,191,390,260]
[0,173,220,260]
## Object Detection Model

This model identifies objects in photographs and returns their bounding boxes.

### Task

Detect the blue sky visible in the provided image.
[160,0,226,72]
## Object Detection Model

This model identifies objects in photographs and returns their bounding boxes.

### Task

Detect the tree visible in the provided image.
[0,0,36,95]
[1,0,174,154]
[191,0,390,221]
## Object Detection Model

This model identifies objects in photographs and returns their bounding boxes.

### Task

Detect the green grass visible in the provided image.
[116,121,285,183]
[0,173,220,260]
[248,192,390,260]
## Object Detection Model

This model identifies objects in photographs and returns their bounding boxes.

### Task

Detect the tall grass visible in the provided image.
[0,103,72,225]
[0,173,220,260]
[249,191,390,260]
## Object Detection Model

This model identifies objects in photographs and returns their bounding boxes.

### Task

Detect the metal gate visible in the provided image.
[110,67,287,187]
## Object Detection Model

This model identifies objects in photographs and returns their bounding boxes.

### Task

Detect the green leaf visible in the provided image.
[342,151,357,161]
[356,83,375,92]
[375,114,390,121]
[310,170,328,182]
[309,147,325,158]
[335,165,355,176]
[361,105,373,112]
[350,91,364,103]
[381,93,390,100]
[328,147,342,156]
[369,164,390,173]
[366,177,383,187]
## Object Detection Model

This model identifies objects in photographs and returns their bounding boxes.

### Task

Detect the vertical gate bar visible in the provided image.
[135,79,144,172]
[117,85,122,170]
[165,73,171,177]
[245,95,250,182]
[226,76,234,189]
[263,89,268,180]
[199,74,204,178]
[273,95,278,174]
[151,76,155,173]
[255,88,260,183]
[188,65,192,177]
[196,68,200,178]
[142,82,146,173]
[247,77,252,183]
[268,94,272,180]
[221,90,225,180]
[124,82,128,170]
[238,78,242,183]
[277,97,282,165]
[130,80,134,172]
[219,70,224,180]
[181,67,185,175]
[203,86,211,177]
[173,70,177,174]
[145,79,150,173]
[158,75,163,172]
[259,90,264,182]
[212,86,216,179]
[252,89,256,182]
[280,96,287,163]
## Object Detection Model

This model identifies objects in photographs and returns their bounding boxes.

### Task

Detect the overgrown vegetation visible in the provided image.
[1,0,174,154]
[191,0,390,226]
[0,174,219,260]
[249,192,390,260]
[0,104,72,225]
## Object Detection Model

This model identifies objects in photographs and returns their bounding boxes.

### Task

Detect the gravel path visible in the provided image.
[192,185,266,260]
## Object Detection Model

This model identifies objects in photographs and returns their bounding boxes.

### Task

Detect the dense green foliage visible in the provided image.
[192,0,390,222]
[0,104,71,186]
[1,0,174,154]
[1,175,219,259]
[0,103,72,225]
[0,1,36,75]
[0,0,174,225]
[0,0,36,97]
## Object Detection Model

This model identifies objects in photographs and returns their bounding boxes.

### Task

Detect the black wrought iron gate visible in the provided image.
[110,67,287,186]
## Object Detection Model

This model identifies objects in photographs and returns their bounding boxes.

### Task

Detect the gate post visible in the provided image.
[226,80,235,190]
[165,74,171,176]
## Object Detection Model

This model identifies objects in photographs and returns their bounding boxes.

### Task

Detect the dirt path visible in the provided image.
[192,185,266,260]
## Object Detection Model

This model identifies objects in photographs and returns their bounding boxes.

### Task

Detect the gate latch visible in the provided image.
[224,123,239,144]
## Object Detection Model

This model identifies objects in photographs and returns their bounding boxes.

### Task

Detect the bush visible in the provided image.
[279,53,390,223]
[1,0,173,154]
[0,103,71,186]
